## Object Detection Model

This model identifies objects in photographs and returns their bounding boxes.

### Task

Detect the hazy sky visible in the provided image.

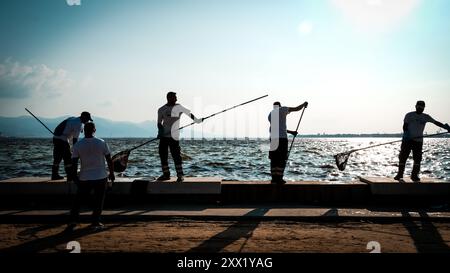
[0,0,449,137]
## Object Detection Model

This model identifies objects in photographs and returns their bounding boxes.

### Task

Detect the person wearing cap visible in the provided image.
[51,111,93,181]
[394,100,450,182]
[268,101,308,184]
[157,92,202,182]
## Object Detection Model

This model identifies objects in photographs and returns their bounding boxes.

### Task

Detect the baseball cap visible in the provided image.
[81,111,93,121]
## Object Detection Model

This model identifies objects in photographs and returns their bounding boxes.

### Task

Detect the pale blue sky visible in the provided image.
[0,0,449,137]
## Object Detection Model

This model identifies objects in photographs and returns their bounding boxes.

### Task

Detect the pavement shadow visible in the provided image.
[17,223,63,238]
[401,210,450,253]
[0,223,123,253]
[187,208,270,253]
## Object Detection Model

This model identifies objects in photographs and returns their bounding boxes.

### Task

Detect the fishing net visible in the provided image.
[334,152,351,171]
[112,150,130,173]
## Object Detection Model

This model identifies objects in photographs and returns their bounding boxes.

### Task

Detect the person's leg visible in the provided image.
[92,178,107,225]
[270,140,284,183]
[279,139,288,182]
[270,154,277,182]
[411,141,423,181]
[158,138,170,180]
[68,181,90,226]
[395,140,412,180]
[62,141,73,181]
[52,139,64,180]
[169,138,184,180]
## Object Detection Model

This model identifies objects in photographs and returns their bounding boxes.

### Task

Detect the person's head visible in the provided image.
[83,122,96,137]
[80,111,93,124]
[415,100,425,114]
[273,101,281,109]
[166,92,177,105]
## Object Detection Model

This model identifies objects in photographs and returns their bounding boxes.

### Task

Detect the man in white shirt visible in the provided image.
[394,100,449,182]
[268,101,308,184]
[51,111,92,181]
[66,122,115,231]
[157,92,202,182]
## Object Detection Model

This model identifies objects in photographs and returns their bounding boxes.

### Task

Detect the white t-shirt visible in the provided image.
[53,117,83,142]
[157,103,191,140]
[72,137,111,181]
[403,111,436,142]
[268,106,290,139]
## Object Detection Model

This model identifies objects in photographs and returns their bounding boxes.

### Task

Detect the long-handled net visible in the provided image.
[334,152,352,171]
[112,94,268,172]
[112,150,131,173]
[334,132,448,171]
[286,106,307,165]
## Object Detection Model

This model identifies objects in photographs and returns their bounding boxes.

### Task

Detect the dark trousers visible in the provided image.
[159,137,183,177]
[397,140,423,177]
[269,138,288,181]
[69,178,107,224]
[52,138,72,177]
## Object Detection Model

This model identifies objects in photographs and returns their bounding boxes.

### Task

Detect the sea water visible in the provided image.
[0,138,448,182]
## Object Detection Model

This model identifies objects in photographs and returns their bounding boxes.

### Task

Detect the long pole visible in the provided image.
[25,108,73,194]
[286,106,306,163]
[126,94,269,152]
[345,132,448,154]
[25,108,55,135]
[179,94,268,130]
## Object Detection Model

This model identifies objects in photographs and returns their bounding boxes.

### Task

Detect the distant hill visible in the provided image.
[0,115,215,138]
[0,116,157,138]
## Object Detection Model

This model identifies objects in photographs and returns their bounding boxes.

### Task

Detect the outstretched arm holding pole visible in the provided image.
[288,102,308,113]
[112,94,269,173]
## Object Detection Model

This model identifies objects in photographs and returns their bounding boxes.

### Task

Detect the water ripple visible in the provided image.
[0,138,448,181]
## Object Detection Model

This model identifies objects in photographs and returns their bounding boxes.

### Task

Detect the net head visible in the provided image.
[112,150,130,173]
[334,152,350,171]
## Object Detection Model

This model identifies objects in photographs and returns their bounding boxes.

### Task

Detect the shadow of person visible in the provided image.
[187,208,270,253]
[401,210,450,253]
[17,223,64,238]
[0,223,123,253]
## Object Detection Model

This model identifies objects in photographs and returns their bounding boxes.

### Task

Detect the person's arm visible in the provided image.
[103,141,115,183]
[72,122,82,145]
[178,105,202,123]
[190,113,203,123]
[425,115,450,132]
[403,122,408,133]
[105,154,115,183]
[288,102,308,113]
[71,144,79,182]
[157,109,164,137]
[287,130,298,137]
[71,157,79,183]
[433,120,450,131]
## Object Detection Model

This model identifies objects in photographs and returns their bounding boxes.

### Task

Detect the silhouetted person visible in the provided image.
[268,101,308,184]
[394,101,449,182]
[51,112,92,181]
[66,122,115,232]
[157,92,202,182]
